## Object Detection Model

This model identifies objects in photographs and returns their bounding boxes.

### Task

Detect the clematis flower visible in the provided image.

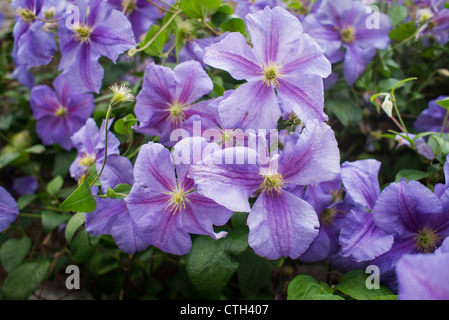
[69,118,133,192]
[12,176,39,195]
[231,0,286,19]
[417,5,449,45]
[0,186,19,232]
[125,139,233,255]
[58,0,135,93]
[179,32,230,68]
[86,197,147,255]
[189,120,340,259]
[338,159,395,262]
[414,96,449,133]
[434,154,449,198]
[396,238,449,300]
[133,61,214,146]
[203,6,332,131]
[302,0,391,85]
[30,75,95,150]
[10,0,59,68]
[395,133,435,160]
[107,0,163,40]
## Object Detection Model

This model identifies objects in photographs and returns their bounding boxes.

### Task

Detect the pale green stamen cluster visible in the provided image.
[260,172,286,196]
[122,0,136,13]
[164,187,190,214]
[54,106,68,117]
[168,102,186,124]
[109,84,135,109]
[415,226,441,253]
[262,63,282,88]
[341,26,356,44]
[18,8,36,22]
[78,154,96,167]
[74,25,92,42]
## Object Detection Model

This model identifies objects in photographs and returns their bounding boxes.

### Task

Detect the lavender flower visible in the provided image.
[0,186,19,232]
[203,6,331,130]
[107,0,163,40]
[189,120,340,259]
[302,0,391,85]
[133,61,214,146]
[12,176,39,195]
[125,139,233,255]
[414,96,449,133]
[396,238,449,300]
[69,118,133,192]
[338,159,395,262]
[11,0,59,68]
[30,75,95,150]
[231,0,286,18]
[58,0,135,93]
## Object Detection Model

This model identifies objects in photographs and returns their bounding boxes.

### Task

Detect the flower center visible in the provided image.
[262,63,282,88]
[74,25,91,42]
[415,227,441,253]
[260,173,286,195]
[17,8,36,22]
[54,106,68,117]
[78,154,96,167]
[341,26,356,44]
[44,7,56,20]
[165,188,190,214]
[321,208,337,226]
[168,102,186,124]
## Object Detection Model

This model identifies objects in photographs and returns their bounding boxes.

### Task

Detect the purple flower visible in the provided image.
[338,159,395,262]
[133,61,213,146]
[12,176,39,195]
[396,238,449,300]
[179,32,230,68]
[434,154,449,198]
[86,197,146,254]
[0,186,19,232]
[69,118,133,192]
[107,0,163,40]
[189,120,340,259]
[203,6,331,130]
[288,174,351,263]
[414,96,449,133]
[11,0,59,68]
[30,75,95,150]
[231,0,286,18]
[58,0,135,93]
[418,7,449,45]
[125,139,233,255]
[303,0,391,85]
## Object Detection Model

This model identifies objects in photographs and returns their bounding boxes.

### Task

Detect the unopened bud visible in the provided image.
[381,95,393,118]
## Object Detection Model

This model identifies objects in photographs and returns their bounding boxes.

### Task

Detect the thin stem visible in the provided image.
[146,0,177,13]
[162,41,177,65]
[391,95,409,138]
[440,108,449,137]
[89,106,112,188]
[128,9,182,56]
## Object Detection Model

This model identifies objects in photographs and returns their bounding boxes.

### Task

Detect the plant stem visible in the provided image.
[89,106,112,188]
[128,9,182,56]
[440,108,449,137]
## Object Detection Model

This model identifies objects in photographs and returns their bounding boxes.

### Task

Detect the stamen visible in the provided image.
[262,62,282,88]
[260,172,286,196]
[164,186,190,214]
[415,226,441,253]
[78,154,96,167]
[341,26,356,44]
[54,106,68,117]
[74,25,92,42]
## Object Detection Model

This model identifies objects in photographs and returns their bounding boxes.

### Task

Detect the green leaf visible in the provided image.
[65,212,86,243]
[436,97,449,110]
[24,144,45,154]
[0,152,20,168]
[141,25,168,56]
[287,274,334,300]
[0,258,51,300]
[17,194,38,210]
[47,175,64,195]
[429,134,449,157]
[325,96,362,126]
[389,22,416,41]
[220,18,246,34]
[395,169,429,182]
[114,114,137,136]
[0,237,31,273]
[106,187,118,199]
[41,211,71,233]
[113,183,132,196]
[236,250,272,298]
[70,229,100,263]
[388,4,408,27]
[59,180,97,213]
[372,295,398,300]
[334,270,394,300]
[185,227,248,299]
[180,0,222,19]
[312,294,345,300]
